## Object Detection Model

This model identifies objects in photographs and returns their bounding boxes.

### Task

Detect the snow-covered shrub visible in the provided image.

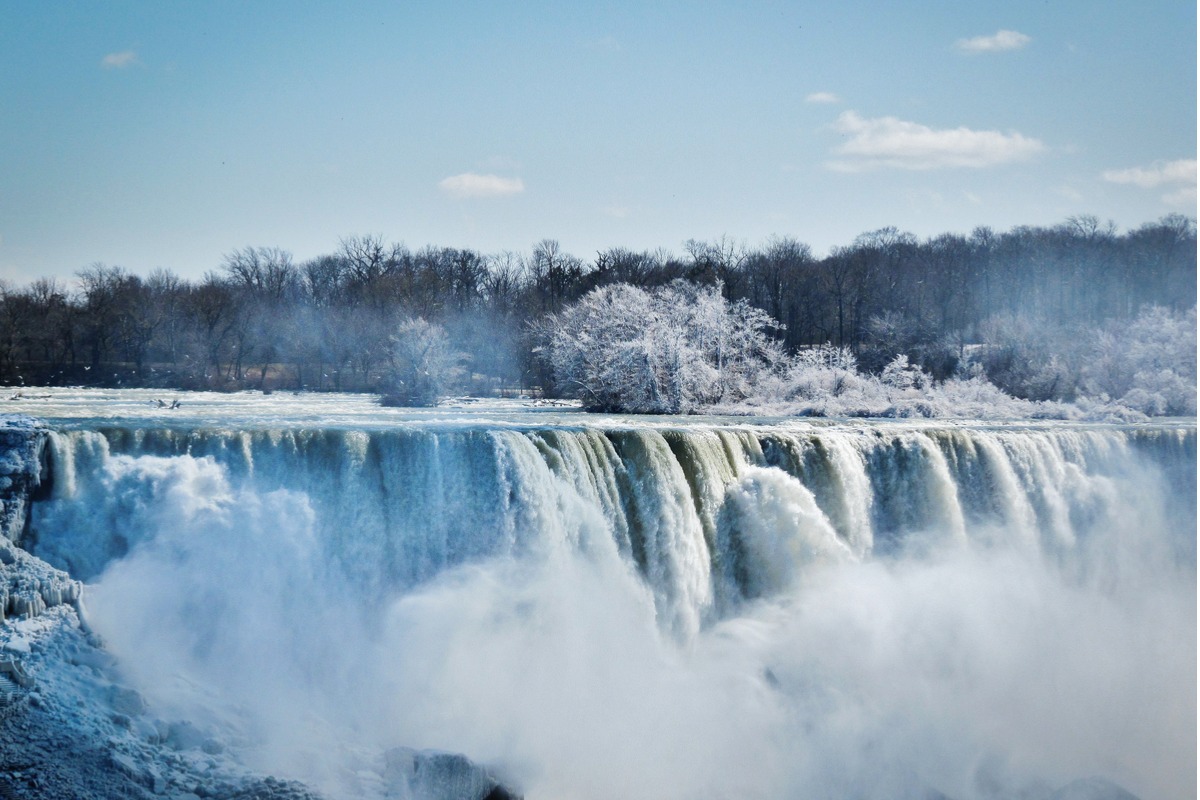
[794,343,858,372]
[737,345,1085,420]
[761,345,866,406]
[746,344,879,417]
[538,281,784,413]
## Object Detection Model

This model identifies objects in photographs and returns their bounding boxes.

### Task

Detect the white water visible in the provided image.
[17,389,1197,800]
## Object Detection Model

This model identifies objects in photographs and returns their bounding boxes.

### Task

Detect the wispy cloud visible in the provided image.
[828,111,1045,171]
[101,50,138,69]
[955,30,1031,54]
[805,91,840,104]
[438,173,525,199]
[1102,158,1197,206]
[1101,159,1195,188]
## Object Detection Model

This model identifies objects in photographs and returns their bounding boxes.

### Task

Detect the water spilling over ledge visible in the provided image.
[1,390,1195,800]
[28,405,1196,632]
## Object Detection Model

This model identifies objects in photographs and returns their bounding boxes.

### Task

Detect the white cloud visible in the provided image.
[1101,159,1196,189]
[1102,159,1197,207]
[1099,158,1195,208]
[955,30,1031,54]
[438,173,525,199]
[828,111,1045,171]
[101,51,138,69]
[805,92,840,104]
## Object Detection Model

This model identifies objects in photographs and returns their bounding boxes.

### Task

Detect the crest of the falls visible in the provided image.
[28,417,1196,641]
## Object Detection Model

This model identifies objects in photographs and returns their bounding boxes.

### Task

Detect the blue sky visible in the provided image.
[1,1,1195,282]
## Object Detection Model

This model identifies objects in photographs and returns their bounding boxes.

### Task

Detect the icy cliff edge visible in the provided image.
[0,417,78,621]
[0,415,49,545]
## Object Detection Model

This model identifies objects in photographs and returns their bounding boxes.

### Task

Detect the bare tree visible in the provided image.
[528,239,585,311]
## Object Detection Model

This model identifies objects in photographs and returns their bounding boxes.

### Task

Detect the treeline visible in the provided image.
[0,214,1194,400]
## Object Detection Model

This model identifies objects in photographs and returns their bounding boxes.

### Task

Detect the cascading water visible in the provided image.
[16,393,1198,800]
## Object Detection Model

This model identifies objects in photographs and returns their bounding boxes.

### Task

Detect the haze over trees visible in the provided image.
[0,215,1194,415]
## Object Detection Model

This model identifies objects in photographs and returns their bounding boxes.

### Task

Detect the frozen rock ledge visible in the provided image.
[0,416,81,622]
[0,538,82,621]
[0,415,50,546]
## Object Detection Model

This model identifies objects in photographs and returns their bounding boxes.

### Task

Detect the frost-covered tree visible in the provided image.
[1080,305,1196,415]
[879,354,930,391]
[379,317,467,407]
[970,305,1197,415]
[538,281,784,413]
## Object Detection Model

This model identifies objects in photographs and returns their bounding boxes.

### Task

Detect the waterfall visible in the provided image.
[14,413,1195,800]
[29,421,1196,636]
